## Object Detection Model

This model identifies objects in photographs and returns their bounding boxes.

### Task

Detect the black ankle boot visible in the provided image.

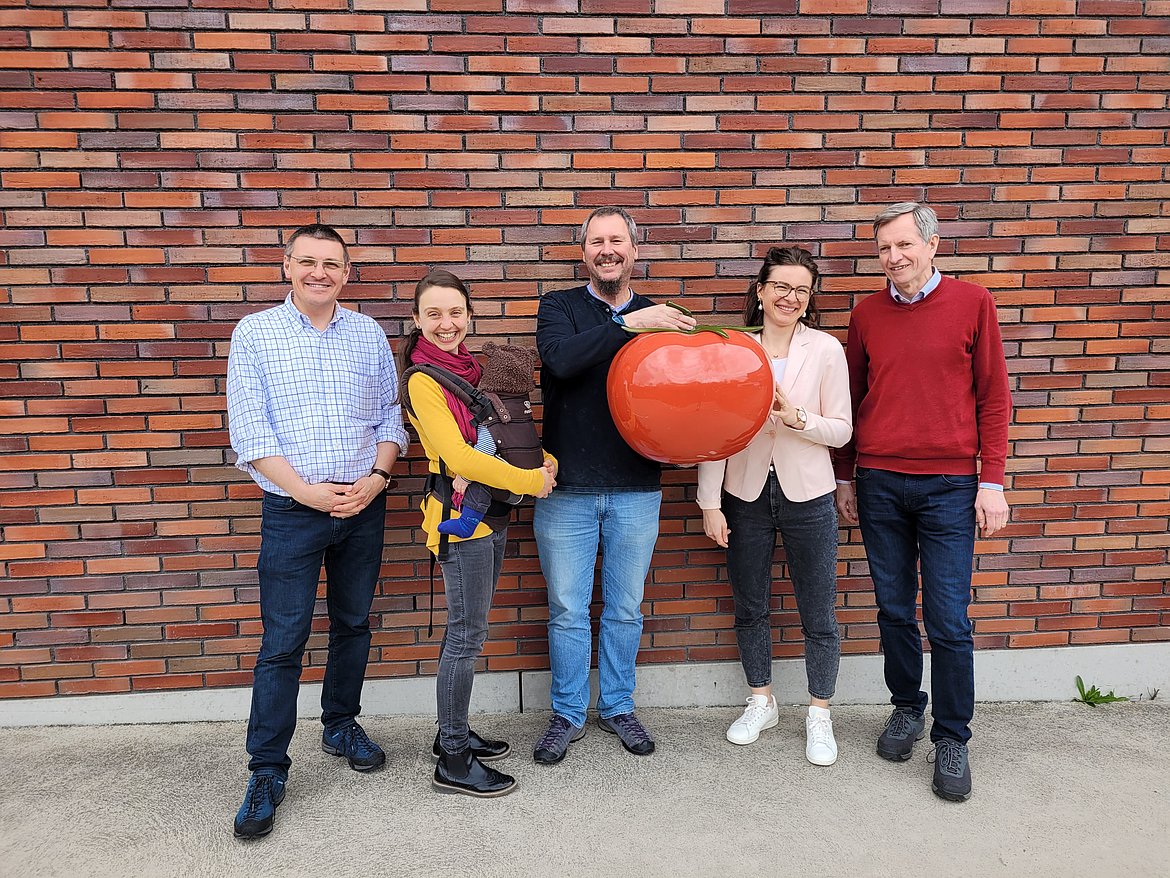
[431,729,511,763]
[432,747,517,798]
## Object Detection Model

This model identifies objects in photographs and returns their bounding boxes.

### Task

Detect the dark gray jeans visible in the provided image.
[437,527,507,753]
[722,472,840,700]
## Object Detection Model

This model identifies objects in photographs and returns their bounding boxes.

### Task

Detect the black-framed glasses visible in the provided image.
[759,281,812,300]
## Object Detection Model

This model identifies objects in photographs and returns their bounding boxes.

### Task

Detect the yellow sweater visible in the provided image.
[407,371,552,555]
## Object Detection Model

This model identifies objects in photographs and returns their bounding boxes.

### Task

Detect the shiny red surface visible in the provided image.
[607,330,773,465]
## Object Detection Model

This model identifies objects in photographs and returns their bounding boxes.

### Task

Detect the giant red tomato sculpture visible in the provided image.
[607,330,773,465]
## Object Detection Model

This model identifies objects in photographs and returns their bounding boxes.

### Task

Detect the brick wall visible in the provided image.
[2,2,1168,700]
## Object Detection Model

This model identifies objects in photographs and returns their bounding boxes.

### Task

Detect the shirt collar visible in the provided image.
[889,268,941,304]
[283,292,345,329]
[586,283,634,314]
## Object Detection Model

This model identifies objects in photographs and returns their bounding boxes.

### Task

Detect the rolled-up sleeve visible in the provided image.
[374,334,409,454]
[226,325,283,469]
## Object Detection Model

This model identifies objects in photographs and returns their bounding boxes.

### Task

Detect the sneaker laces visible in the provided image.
[242,775,274,820]
[337,722,378,759]
[738,696,773,726]
[885,709,916,738]
[610,713,651,746]
[807,714,833,747]
[931,740,966,776]
[537,716,572,751]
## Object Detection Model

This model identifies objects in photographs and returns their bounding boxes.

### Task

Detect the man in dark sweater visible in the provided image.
[531,206,696,764]
[834,202,1012,803]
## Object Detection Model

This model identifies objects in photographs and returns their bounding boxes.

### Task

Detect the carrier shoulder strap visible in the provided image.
[401,363,494,423]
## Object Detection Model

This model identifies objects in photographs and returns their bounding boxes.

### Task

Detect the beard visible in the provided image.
[594,276,624,297]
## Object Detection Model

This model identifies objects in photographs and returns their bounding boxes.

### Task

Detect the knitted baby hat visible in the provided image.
[478,342,537,395]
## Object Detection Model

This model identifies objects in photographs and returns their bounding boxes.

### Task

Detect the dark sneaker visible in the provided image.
[433,747,517,798]
[233,771,286,840]
[598,712,655,756]
[931,739,972,802]
[322,721,385,771]
[431,728,510,763]
[876,707,925,762]
[533,715,586,765]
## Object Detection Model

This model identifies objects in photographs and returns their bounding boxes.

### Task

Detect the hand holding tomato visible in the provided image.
[622,305,697,332]
[773,386,800,428]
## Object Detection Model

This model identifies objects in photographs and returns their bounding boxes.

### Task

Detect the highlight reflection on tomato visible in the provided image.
[607,330,773,465]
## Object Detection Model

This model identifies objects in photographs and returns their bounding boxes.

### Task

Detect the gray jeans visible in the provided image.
[437,527,507,753]
[722,472,840,700]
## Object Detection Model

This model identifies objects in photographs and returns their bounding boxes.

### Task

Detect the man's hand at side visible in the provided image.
[975,487,1009,538]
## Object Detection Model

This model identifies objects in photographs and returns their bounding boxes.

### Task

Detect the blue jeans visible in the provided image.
[436,528,506,754]
[854,467,978,744]
[723,475,840,700]
[533,490,661,728]
[246,490,387,775]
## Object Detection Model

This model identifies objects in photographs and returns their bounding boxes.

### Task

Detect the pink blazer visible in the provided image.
[697,324,852,506]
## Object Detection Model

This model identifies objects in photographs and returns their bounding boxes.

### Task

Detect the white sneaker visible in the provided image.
[726,694,779,745]
[805,710,838,766]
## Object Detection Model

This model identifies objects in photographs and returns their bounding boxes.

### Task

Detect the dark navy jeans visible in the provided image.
[246,490,386,775]
[854,466,978,744]
[722,473,840,701]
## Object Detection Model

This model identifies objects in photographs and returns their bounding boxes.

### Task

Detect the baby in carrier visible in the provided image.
[436,342,541,538]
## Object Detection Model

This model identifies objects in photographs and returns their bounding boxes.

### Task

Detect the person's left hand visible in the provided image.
[975,487,1010,538]
[773,385,799,428]
[331,474,384,519]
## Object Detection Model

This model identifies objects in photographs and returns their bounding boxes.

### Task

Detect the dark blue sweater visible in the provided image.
[536,284,661,492]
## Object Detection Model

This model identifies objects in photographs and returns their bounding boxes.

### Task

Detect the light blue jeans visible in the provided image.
[533,490,661,728]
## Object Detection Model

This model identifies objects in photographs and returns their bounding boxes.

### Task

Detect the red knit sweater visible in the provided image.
[832,275,1012,485]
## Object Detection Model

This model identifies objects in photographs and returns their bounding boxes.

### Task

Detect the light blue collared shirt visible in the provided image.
[226,294,408,495]
[587,283,635,317]
[889,267,942,304]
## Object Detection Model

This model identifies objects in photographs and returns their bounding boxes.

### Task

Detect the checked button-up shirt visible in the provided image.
[226,294,409,496]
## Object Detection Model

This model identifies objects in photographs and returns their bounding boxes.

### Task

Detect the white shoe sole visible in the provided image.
[806,747,838,766]
[726,714,779,746]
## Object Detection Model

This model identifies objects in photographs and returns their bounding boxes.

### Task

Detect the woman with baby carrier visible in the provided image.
[397,269,556,797]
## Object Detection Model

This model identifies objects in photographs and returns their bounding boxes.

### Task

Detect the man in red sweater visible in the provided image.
[834,202,1011,803]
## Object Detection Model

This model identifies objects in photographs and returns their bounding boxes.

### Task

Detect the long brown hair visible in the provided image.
[395,268,473,389]
[741,246,821,329]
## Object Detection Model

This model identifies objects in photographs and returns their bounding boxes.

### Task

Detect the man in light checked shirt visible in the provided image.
[226,224,408,840]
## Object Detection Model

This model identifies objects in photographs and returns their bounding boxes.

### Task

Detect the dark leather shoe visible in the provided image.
[432,747,517,798]
[431,728,510,763]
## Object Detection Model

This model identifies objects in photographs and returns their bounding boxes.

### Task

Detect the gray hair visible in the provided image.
[579,207,638,246]
[873,202,938,244]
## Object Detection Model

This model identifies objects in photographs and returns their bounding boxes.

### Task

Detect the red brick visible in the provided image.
[0,5,1164,699]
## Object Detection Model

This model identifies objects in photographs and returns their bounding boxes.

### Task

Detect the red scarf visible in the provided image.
[410,336,482,444]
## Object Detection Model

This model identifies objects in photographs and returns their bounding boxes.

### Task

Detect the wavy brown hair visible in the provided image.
[741,246,821,329]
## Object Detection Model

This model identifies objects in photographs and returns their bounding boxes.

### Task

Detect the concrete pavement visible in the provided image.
[0,702,1166,877]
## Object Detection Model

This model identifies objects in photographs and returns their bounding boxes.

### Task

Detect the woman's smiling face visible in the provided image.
[414,284,471,353]
[758,264,813,330]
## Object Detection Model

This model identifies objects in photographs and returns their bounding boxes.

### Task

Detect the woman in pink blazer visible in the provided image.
[697,246,852,765]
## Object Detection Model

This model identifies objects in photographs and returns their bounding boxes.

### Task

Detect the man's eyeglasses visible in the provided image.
[759,281,812,300]
[290,256,347,273]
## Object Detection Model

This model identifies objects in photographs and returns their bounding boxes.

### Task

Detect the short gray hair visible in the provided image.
[873,202,938,244]
[579,207,638,246]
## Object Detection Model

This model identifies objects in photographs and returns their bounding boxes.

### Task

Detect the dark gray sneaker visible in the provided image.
[931,739,972,802]
[598,712,655,756]
[876,707,926,761]
[533,715,586,765]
